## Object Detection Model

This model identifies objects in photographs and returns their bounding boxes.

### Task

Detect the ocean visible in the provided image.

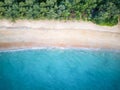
[0,48,120,90]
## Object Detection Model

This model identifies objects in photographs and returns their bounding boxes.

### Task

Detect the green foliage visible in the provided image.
[0,0,119,26]
[4,0,14,5]
[92,1,120,26]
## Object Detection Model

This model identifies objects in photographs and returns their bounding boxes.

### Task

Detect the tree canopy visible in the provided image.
[0,0,119,25]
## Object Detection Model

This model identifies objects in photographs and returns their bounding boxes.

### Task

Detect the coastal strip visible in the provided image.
[0,29,120,50]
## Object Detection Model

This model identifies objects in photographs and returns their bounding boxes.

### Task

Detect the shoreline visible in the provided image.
[0,20,119,51]
[0,29,120,51]
[1,47,120,53]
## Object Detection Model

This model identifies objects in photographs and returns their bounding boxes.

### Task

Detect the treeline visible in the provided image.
[0,0,120,26]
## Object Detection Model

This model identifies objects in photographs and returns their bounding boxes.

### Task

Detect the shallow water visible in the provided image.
[0,49,120,90]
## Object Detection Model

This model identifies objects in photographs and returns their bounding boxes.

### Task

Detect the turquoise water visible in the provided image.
[0,49,120,90]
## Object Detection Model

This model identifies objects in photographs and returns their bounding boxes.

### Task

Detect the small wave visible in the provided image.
[0,46,120,53]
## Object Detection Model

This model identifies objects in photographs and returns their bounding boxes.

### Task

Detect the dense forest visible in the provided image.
[0,0,120,26]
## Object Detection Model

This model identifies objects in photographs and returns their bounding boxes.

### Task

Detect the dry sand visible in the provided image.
[0,20,120,50]
[0,20,120,32]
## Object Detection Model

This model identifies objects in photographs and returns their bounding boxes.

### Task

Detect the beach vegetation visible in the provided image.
[0,0,119,26]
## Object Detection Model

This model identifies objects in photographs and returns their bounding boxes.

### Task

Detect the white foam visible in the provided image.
[0,46,119,53]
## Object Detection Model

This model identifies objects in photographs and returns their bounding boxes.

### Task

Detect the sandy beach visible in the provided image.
[0,20,120,50]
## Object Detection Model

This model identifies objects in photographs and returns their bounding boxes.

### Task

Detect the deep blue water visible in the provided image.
[0,49,120,90]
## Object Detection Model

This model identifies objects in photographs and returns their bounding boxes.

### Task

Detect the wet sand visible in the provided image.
[0,29,120,50]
